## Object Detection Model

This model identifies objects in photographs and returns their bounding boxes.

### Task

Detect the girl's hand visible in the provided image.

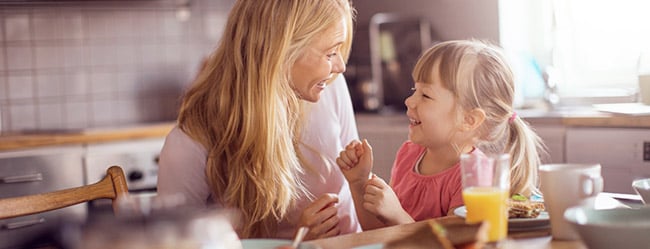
[297,194,341,240]
[362,175,413,226]
[336,139,374,185]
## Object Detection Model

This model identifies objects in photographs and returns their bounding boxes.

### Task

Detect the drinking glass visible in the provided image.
[638,51,650,105]
[460,153,510,243]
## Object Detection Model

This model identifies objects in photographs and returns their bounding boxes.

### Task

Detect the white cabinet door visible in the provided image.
[565,127,650,194]
[357,115,409,181]
[532,125,566,164]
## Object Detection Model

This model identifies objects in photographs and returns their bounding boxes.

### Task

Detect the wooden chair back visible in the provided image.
[0,166,129,219]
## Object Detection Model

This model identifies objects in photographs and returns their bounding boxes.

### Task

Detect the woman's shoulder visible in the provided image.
[163,126,208,156]
[161,126,207,160]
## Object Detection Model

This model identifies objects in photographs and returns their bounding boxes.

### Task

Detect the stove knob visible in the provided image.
[128,170,144,182]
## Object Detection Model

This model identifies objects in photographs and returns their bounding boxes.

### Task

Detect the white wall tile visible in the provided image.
[64,70,88,96]
[0,0,230,131]
[0,46,5,71]
[63,42,87,68]
[89,44,117,67]
[91,99,116,126]
[8,75,34,100]
[36,72,63,98]
[64,100,88,128]
[112,11,135,38]
[139,44,166,67]
[204,12,226,43]
[162,11,183,37]
[85,11,113,40]
[37,101,64,129]
[116,98,138,123]
[5,14,31,42]
[60,13,84,40]
[114,44,137,68]
[135,11,161,41]
[89,71,115,94]
[6,45,33,70]
[0,75,6,101]
[116,71,137,94]
[35,45,63,69]
[33,13,62,41]
[0,13,5,42]
[9,104,36,130]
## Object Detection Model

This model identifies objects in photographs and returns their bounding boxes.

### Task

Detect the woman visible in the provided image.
[157,0,359,240]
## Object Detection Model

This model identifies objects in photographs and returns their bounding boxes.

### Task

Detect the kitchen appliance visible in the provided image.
[351,13,433,112]
[84,138,164,211]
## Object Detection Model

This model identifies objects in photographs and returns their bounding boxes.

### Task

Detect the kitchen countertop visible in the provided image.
[1,109,649,152]
[0,122,176,151]
[358,108,650,128]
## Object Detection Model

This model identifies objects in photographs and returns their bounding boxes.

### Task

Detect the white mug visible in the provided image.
[539,164,603,240]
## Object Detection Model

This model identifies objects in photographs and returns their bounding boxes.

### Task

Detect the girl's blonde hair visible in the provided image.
[412,40,547,197]
[177,0,355,238]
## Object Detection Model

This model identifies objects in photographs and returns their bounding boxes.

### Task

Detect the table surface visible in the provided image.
[304,193,640,249]
[305,216,583,249]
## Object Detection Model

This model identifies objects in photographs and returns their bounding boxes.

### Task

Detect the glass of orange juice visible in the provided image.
[460,153,510,244]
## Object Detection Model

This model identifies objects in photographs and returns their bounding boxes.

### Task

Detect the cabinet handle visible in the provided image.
[1,217,46,230]
[0,173,43,184]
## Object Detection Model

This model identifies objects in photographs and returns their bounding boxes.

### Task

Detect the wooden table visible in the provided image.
[305,215,585,249]
[304,193,642,248]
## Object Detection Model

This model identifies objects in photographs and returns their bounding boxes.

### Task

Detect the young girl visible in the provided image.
[337,40,546,230]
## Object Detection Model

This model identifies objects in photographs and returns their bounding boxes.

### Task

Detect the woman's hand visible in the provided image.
[362,175,413,226]
[297,193,341,240]
[336,139,374,185]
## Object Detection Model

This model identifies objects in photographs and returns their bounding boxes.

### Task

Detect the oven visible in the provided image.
[83,138,164,212]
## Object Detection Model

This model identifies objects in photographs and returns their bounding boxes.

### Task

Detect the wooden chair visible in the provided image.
[0,166,129,219]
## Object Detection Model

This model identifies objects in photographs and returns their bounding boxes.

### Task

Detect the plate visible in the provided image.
[352,243,384,249]
[241,239,319,249]
[453,206,549,230]
[241,239,292,249]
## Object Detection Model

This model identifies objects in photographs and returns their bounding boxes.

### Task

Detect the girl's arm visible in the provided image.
[336,139,387,230]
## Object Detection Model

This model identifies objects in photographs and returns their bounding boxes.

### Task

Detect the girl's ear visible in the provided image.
[461,108,486,131]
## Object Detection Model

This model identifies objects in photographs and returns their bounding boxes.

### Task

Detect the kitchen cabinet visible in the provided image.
[357,114,408,181]
[0,145,86,249]
[0,123,168,247]
[532,124,566,164]
[565,127,650,194]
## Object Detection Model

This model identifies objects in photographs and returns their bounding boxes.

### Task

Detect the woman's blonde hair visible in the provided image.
[412,40,547,197]
[177,0,354,238]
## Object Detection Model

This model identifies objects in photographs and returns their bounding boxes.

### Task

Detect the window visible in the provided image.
[499,0,650,104]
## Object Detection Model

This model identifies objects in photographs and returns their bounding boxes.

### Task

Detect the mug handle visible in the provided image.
[579,174,604,198]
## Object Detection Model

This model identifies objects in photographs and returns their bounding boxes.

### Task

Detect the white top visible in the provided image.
[157,74,362,238]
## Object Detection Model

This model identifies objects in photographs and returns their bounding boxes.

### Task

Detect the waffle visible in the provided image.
[508,199,545,218]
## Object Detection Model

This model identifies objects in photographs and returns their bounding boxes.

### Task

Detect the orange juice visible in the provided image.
[462,186,508,242]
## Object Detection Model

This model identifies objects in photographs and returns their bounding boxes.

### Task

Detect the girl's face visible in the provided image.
[290,18,347,102]
[404,74,459,150]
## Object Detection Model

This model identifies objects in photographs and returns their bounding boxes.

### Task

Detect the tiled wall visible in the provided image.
[0,0,233,133]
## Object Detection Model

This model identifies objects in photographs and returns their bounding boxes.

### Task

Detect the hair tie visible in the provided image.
[508,112,517,124]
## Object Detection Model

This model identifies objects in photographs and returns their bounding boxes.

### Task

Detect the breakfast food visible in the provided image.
[508,194,545,218]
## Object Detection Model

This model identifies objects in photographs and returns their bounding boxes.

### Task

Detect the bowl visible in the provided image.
[632,178,650,204]
[564,205,650,249]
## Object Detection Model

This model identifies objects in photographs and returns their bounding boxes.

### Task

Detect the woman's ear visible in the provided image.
[461,108,486,131]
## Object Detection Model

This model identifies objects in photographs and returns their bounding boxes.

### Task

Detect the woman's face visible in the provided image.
[290,18,347,102]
